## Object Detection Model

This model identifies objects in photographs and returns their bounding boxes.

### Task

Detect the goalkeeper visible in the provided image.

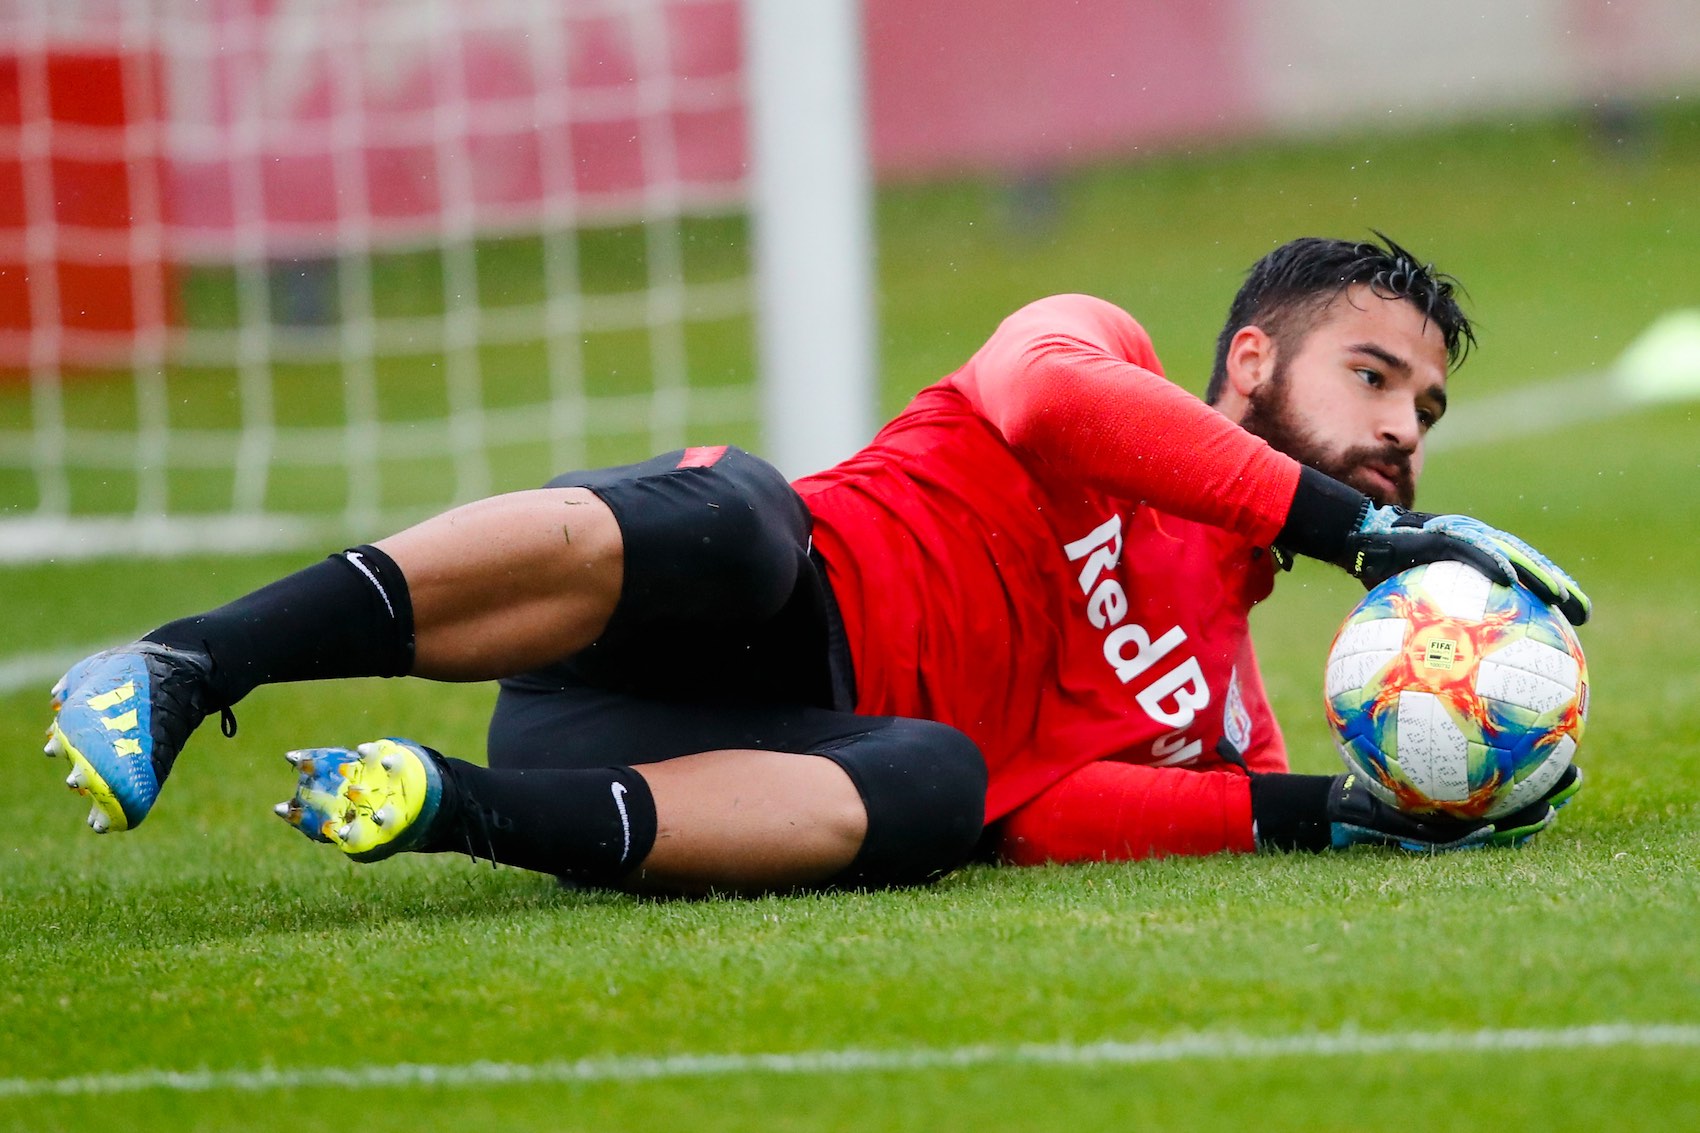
[43,234,1589,892]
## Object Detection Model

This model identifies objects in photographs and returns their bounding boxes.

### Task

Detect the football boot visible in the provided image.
[274,738,445,863]
[46,642,227,832]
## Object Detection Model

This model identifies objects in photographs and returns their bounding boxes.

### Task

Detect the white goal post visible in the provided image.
[743,0,875,480]
[0,0,874,562]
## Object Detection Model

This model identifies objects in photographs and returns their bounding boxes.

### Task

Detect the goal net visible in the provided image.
[1,0,868,561]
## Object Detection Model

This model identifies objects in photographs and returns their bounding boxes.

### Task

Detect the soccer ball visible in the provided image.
[1323,560,1588,820]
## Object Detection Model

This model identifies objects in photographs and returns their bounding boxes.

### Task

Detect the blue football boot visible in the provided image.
[46,642,226,832]
[273,738,445,863]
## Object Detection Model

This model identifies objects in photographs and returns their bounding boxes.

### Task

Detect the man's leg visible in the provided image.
[282,709,987,895]
[44,490,622,834]
[127,484,627,695]
[996,759,1257,865]
[48,446,830,834]
[630,750,870,892]
[375,487,624,680]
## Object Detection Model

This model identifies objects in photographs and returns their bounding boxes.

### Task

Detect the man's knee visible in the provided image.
[821,718,988,889]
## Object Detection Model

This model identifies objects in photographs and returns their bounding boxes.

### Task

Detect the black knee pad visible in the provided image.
[551,446,809,626]
[818,718,988,889]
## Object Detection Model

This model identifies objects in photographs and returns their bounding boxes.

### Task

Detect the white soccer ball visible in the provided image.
[1323,560,1589,820]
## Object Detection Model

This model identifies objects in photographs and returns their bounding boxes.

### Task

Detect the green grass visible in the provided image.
[4,104,1700,1130]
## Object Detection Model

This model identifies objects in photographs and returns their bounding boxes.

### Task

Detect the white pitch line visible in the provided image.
[1427,370,1635,452]
[0,1023,1695,1100]
[0,645,95,697]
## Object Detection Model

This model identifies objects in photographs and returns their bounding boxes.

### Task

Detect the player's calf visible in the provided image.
[43,544,415,834]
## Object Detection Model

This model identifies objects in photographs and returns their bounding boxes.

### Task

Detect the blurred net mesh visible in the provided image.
[0,0,757,559]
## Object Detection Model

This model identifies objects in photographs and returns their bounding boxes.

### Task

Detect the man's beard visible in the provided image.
[1238,371,1417,509]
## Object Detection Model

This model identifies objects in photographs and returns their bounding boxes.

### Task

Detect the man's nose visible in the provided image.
[1378,400,1422,452]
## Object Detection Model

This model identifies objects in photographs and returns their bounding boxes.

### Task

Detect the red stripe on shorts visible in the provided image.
[675,445,729,469]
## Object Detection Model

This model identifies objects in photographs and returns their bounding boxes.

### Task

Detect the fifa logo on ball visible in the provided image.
[1421,635,1458,672]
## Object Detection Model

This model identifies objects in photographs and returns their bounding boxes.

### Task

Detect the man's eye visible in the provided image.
[1356,367,1383,387]
[1417,409,1437,429]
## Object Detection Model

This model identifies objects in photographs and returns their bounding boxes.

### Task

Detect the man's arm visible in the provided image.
[953,294,1590,624]
[949,293,1301,545]
[998,754,1580,865]
[998,760,1257,864]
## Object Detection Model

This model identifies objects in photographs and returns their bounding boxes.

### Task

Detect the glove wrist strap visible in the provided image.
[1249,772,1334,852]
[1274,466,1372,564]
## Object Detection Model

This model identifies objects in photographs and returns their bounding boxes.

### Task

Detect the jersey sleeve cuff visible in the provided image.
[1248,772,1334,852]
[1273,465,1371,563]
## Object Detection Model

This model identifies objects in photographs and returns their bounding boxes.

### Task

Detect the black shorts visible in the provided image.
[499,445,853,711]
[487,446,986,887]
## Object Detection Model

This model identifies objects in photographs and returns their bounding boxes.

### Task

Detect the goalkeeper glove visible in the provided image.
[1275,466,1592,626]
[1326,764,1581,851]
[1250,764,1582,853]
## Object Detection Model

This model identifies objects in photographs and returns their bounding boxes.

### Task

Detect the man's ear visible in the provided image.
[1225,325,1279,399]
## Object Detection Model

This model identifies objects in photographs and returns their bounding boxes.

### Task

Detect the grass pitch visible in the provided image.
[4,107,1700,1130]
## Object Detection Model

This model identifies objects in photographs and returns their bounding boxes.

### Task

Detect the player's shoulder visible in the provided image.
[998,294,1158,366]
[1006,293,1149,339]
[1009,292,1137,324]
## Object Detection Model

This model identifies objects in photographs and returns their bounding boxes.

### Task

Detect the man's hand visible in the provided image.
[1328,765,1582,852]
[1343,506,1592,626]
[1274,467,1591,626]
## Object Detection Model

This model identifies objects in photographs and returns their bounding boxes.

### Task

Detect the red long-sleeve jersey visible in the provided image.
[792,294,1308,856]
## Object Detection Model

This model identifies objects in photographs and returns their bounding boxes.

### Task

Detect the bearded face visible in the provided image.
[1239,363,1418,510]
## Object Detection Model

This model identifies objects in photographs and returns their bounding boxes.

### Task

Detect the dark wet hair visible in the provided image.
[1205,232,1474,403]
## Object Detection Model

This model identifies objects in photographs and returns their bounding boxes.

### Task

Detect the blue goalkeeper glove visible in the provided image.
[1275,467,1592,626]
[1341,508,1591,626]
[1244,735,1582,854]
[1326,765,1582,852]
